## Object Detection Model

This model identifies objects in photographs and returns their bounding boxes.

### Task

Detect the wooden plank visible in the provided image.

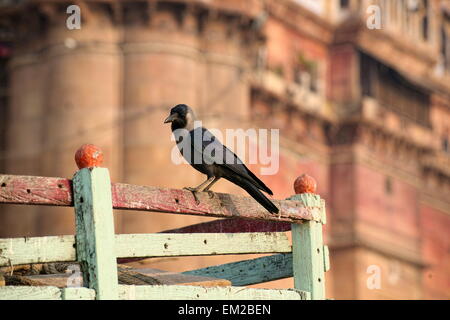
[323,245,330,272]
[124,268,231,287]
[0,174,322,223]
[114,232,291,258]
[61,287,96,300]
[0,175,72,206]
[0,235,76,267]
[118,284,309,300]
[290,194,325,300]
[6,274,74,288]
[0,232,290,267]
[111,183,322,223]
[5,266,230,288]
[73,168,119,300]
[184,253,293,286]
[0,286,62,300]
[162,218,291,233]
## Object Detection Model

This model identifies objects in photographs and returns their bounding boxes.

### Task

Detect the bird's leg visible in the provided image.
[202,176,220,198]
[183,176,216,204]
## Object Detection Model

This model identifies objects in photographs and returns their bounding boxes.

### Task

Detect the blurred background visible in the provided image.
[0,0,449,299]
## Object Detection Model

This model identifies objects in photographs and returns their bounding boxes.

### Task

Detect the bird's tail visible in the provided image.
[240,178,279,214]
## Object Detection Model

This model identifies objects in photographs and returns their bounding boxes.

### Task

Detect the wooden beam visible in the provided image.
[0,174,322,223]
[290,193,326,300]
[0,232,291,267]
[0,175,72,206]
[118,284,308,300]
[111,183,322,223]
[73,168,119,300]
[61,287,96,300]
[0,235,76,267]
[0,284,308,300]
[4,266,231,288]
[0,286,62,300]
[184,253,293,286]
[114,232,291,258]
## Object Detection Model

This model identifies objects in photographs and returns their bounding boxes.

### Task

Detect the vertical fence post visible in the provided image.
[72,144,118,300]
[288,174,327,300]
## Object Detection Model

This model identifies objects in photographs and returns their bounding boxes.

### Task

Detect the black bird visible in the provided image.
[164,104,279,214]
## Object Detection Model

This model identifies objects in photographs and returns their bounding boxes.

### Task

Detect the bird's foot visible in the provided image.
[206,190,215,199]
[183,187,200,205]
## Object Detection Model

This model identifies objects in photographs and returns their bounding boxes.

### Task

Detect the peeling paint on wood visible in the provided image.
[61,287,96,300]
[0,232,290,267]
[114,232,291,258]
[118,284,308,300]
[0,174,322,223]
[0,175,72,206]
[0,286,62,300]
[112,183,322,223]
[184,253,293,286]
[290,193,326,300]
[0,235,75,267]
[73,168,119,300]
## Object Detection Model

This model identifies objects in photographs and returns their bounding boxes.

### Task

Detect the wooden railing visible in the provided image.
[0,144,329,300]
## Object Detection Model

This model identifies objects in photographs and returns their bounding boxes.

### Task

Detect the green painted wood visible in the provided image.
[118,284,309,300]
[285,192,325,224]
[114,232,291,258]
[0,231,291,267]
[0,235,75,267]
[323,245,330,272]
[0,286,61,300]
[320,198,327,225]
[290,193,326,300]
[72,168,118,300]
[183,253,293,286]
[61,287,96,300]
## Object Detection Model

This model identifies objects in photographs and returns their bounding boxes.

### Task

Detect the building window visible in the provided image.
[385,177,393,195]
[360,52,431,127]
[443,136,449,153]
[340,0,350,9]
[421,15,428,40]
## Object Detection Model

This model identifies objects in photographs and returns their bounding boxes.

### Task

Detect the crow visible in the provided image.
[164,104,279,214]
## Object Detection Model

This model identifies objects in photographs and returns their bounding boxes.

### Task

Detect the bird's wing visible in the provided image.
[189,127,273,195]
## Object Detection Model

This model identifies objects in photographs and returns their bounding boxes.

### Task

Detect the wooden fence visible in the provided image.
[0,145,329,300]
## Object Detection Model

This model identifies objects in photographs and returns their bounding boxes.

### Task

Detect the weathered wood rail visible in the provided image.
[0,144,329,300]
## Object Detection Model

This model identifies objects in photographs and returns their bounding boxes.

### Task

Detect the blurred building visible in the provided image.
[0,0,449,299]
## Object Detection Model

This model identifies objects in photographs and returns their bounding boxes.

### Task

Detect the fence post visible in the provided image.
[288,174,327,300]
[72,144,118,300]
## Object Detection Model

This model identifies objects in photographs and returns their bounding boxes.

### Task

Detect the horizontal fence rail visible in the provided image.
[0,232,291,267]
[0,175,324,223]
[0,285,309,300]
[184,253,294,286]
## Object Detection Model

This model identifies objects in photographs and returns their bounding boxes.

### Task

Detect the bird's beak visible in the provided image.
[164,114,178,124]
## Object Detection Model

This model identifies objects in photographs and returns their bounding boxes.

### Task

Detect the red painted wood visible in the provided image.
[0,175,73,206]
[0,175,317,223]
[161,218,291,233]
[111,183,317,223]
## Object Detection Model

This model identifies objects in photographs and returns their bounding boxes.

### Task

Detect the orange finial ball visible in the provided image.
[75,144,104,169]
[294,174,317,194]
